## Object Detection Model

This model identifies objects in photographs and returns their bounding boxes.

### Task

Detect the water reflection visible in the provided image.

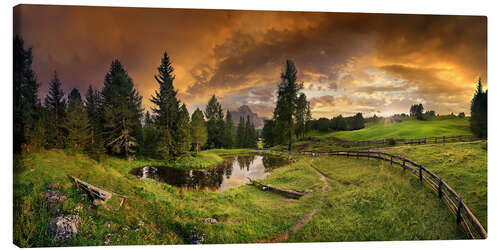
[130,154,288,192]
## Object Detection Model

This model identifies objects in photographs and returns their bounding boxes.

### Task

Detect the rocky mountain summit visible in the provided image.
[230,105,264,129]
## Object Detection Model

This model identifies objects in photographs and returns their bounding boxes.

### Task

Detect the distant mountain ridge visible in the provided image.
[230,105,264,129]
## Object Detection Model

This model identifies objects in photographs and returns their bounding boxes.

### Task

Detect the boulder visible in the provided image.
[203,218,217,224]
[189,226,205,244]
[49,215,81,242]
[45,190,67,205]
[47,183,60,189]
[45,190,67,216]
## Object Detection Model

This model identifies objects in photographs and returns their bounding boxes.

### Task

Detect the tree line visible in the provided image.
[470,79,487,138]
[13,36,258,160]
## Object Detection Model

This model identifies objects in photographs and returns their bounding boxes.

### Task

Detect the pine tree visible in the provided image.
[223,110,234,148]
[273,60,303,151]
[262,119,275,148]
[246,117,257,148]
[44,71,66,148]
[244,115,252,147]
[190,108,207,153]
[85,85,106,157]
[141,110,160,157]
[101,61,143,159]
[205,95,224,148]
[176,104,192,154]
[236,116,245,148]
[14,36,40,152]
[295,93,310,139]
[64,88,91,152]
[470,78,487,138]
[150,52,181,159]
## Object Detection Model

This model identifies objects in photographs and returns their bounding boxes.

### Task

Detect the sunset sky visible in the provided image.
[14,5,487,119]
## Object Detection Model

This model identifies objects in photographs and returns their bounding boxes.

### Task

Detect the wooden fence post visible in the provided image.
[390,156,393,165]
[457,196,463,224]
[438,179,443,198]
[443,136,446,144]
[419,167,422,182]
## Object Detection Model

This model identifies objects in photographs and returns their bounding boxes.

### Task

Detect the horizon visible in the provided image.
[14,5,487,119]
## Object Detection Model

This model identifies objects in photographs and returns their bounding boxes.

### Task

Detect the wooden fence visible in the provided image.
[268,149,487,239]
[312,135,475,147]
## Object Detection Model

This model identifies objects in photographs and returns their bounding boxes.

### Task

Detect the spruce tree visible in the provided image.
[14,36,40,152]
[236,116,245,148]
[295,93,310,139]
[223,110,234,148]
[470,79,487,138]
[64,88,91,152]
[101,61,143,159]
[246,117,257,148]
[141,110,160,157]
[85,85,106,157]
[205,95,224,148]
[44,71,66,148]
[262,119,275,148]
[273,60,303,151]
[190,108,207,153]
[150,52,181,159]
[176,104,192,154]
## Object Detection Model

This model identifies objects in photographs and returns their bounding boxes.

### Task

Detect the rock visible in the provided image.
[104,233,113,245]
[47,183,60,189]
[122,226,129,231]
[203,218,217,224]
[138,220,145,226]
[49,215,81,242]
[45,190,67,205]
[45,190,66,216]
[48,207,61,216]
[189,226,205,244]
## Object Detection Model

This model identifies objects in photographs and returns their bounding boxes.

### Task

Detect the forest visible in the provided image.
[14,36,263,161]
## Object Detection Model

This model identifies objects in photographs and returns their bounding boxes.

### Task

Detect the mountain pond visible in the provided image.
[129,154,289,192]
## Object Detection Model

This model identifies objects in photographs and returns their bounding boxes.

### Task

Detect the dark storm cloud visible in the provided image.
[14,5,486,117]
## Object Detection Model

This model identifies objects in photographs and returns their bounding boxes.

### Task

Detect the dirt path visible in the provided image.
[261,159,329,243]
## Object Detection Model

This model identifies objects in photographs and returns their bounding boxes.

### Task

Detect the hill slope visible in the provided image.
[310,118,472,141]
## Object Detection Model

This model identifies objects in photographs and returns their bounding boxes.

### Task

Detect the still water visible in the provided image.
[130,154,288,192]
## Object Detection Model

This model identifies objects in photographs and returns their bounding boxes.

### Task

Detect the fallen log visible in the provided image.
[247,178,306,197]
[70,176,128,208]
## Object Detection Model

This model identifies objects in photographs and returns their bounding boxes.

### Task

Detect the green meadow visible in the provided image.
[14,139,485,246]
[308,118,472,141]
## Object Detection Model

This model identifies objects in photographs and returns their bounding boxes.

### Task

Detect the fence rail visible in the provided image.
[306,135,476,147]
[267,148,487,239]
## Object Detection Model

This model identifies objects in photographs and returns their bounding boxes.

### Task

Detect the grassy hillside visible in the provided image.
[13,149,320,247]
[309,118,471,141]
[14,148,470,246]
[288,156,466,242]
[384,141,487,230]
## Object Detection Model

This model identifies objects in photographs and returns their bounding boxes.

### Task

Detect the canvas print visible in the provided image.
[13,4,487,247]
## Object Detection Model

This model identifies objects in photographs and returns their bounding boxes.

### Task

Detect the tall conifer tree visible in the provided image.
[84,85,106,157]
[64,88,90,152]
[190,108,207,153]
[205,95,224,148]
[273,60,303,151]
[101,60,143,159]
[150,52,181,159]
[14,36,40,152]
[44,71,66,148]
[223,110,234,148]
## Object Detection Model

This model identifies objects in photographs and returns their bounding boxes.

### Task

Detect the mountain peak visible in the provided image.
[230,105,264,129]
